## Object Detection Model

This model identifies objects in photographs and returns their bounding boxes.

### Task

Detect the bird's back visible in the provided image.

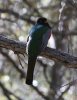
[28,24,51,56]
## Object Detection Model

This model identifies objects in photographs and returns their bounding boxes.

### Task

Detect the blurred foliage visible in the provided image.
[0,0,77,100]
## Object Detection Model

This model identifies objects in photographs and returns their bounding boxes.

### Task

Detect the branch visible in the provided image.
[0,35,77,68]
[58,85,70,100]
[0,8,35,24]
[0,35,26,54]
[41,48,77,67]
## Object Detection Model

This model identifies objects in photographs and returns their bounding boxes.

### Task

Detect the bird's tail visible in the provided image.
[26,56,37,85]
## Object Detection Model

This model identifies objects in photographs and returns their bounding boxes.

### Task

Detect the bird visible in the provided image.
[26,17,51,85]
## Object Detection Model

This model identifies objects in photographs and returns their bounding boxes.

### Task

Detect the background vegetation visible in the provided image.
[0,0,77,100]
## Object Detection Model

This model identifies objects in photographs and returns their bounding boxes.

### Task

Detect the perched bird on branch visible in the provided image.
[26,17,51,85]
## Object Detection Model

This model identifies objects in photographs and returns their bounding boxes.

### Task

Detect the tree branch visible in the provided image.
[0,35,77,68]
[0,35,26,54]
[0,8,35,24]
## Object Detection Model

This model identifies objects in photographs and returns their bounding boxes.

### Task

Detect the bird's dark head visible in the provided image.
[37,17,51,28]
[37,17,47,24]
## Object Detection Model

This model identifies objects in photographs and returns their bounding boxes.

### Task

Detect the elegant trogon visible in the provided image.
[26,17,51,85]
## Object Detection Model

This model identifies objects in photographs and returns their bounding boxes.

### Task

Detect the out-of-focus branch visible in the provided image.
[53,30,77,36]
[1,50,49,100]
[0,8,35,24]
[37,59,51,84]
[23,0,42,17]
[0,18,15,23]
[31,85,49,100]
[67,0,77,10]
[58,85,71,100]
[0,82,22,100]
[0,50,26,77]
[0,35,77,68]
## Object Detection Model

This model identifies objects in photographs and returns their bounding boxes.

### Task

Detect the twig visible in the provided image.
[60,79,77,88]
[17,54,24,69]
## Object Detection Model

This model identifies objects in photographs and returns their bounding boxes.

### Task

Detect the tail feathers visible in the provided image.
[26,56,37,85]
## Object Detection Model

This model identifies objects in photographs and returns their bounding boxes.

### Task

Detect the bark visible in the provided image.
[0,35,77,68]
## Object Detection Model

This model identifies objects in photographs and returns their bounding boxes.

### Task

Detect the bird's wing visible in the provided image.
[26,26,35,54]
[41,29,51,50]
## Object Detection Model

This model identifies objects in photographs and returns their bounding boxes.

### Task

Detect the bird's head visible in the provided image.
[37,17,51,28]
[37,17,47,24]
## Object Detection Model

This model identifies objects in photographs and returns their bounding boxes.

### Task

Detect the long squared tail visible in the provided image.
[26,56,37,85]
